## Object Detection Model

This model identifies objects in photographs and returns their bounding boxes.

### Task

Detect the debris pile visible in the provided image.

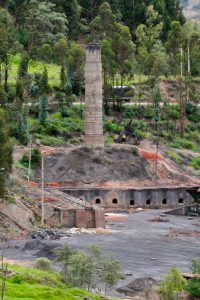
[149,217,169,223]
[31,229,64,240]
[168,229,200,237]
[117,277,157,297]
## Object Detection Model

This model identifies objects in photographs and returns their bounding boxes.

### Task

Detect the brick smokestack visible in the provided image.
[85,44,104,148]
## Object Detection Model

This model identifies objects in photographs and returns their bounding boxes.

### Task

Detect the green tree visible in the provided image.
[20,0,68,59]
[40,67,49,95]
[18,54,29,79]
[56,245,77,281]
[166,21,183,76]
[39,95,48,126]
[100,256,123,295]
[68,42,85,95]
[17,108,29,145]
[53,38,69,66]
[90,2,115,41]
[0,8,15,92]
[112,22,135,85]
[136,5,163,74]
[67,252,95,290]
[0,109,12,200]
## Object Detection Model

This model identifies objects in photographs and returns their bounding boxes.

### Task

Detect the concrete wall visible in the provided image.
[62,187,194,209]
[85,44,104,148]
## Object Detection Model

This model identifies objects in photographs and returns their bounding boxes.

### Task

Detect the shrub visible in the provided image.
[160,267,186,300]
[20,148,41,169]
[35,257,51,271]
[170,105,180,120]
[35,134,65,146]
[7,86,16,103]
[185,258,200,297]
[190,157,200,170]
[144,107,154,119]
[170,138,198,151]
[186,278,200,297]
[122,105,137,119]
[104,120,124,134]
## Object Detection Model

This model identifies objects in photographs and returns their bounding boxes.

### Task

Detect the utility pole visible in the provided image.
[41,155,44,226]
[28,137,32,181]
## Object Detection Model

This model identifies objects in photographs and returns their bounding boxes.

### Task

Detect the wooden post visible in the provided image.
[41,155,44,226]
[28,138,32,181]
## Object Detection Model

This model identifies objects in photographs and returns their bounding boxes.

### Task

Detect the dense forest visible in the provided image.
[0,0,200,199]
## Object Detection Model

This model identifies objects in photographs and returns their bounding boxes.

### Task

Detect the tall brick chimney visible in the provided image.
[85,44,104,148]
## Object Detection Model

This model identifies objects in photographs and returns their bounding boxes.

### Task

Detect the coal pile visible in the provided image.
[30,229,64,240]
[117,277,157,296]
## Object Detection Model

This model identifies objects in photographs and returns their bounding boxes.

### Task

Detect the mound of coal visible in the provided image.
[35,145,153,183]
[117,277,157,296]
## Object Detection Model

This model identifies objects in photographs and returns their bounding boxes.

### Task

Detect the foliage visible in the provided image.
[56,244,123,294]
[17,109,29,145]
[185,258,200,297]
[160,267,186,300]
[19,148,41,169]
[35,257,51,271]
[4,264,101,300]
[55,245,77,280]
[190,157,200,170]
[166,150,183,164]
[0,109,13,199]
[104,120,124,134]
[186,278,200,297]
[18,55,29,79]
[39,95,48,126]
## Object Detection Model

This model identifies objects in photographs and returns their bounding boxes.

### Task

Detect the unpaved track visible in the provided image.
[5,210,200,289]
[66,210,200,282]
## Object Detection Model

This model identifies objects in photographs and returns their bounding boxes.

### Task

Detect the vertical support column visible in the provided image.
[85,44,104,148]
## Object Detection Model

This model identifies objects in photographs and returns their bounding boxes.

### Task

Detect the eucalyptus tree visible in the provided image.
[136,5,163,74]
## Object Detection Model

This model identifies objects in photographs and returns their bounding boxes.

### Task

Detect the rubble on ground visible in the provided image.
[168,229,200,237]
[30,229,65,240]
[149,217,169,223]
[116,277,158,297]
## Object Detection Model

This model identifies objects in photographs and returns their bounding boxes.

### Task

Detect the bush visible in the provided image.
[144,107,154,119]
[186,278,200,297]
[20,148,41,168]
[167,150,183,164]
[160,267,186,300]
[190,157,200,170]
[170,105,180,120]
[35,257,51,271]
[122,105,137,119]
[170,138,198,151]
[35,134,65,146]
[185,258,200,297]
[104,120,124,134]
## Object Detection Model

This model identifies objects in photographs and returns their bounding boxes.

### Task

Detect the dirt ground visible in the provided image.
[4,210,200,298]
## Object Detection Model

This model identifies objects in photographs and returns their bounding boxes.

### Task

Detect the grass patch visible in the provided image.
[4,265,102,300]
[166,150,183,164]
[8,55,61,87]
